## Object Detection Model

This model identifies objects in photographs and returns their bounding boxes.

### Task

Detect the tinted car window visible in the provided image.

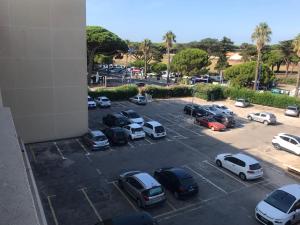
[127,112,140,118]
[235,159,245,167]
[281,136,290,142]
[144,186,163,197]
[132,127,143,133]
[155,126,165,133]
[128,178,143,190]
[290,139,298,145]
[249,163,261,170]
[264,190,296,213]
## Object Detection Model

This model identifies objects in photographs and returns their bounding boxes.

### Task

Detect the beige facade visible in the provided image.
[0,0,88,143]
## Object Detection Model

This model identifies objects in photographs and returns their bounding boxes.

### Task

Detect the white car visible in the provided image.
[212,104,233,116]
[247,112,277,125]
[88,96,96,109]
[255,184,300,225]
[143,121,166,139]
[96,96,111,107]
[121,110,144,126]
[272,133,300,155]
[215,153,263,180]
[123,123,146,140]
[234,98,250,108]
[130,95,147,105]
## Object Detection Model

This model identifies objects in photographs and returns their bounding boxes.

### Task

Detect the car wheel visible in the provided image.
[174,191,180,199]
[216,160,222,167]
[263,120,269,125]
[247,116,252,121]
[273,143,281,150]
[137,199,143,208]
[211,126,215,131]
[239,173,246,181]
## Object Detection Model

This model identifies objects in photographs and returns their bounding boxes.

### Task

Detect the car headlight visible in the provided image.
[274,219,283,224]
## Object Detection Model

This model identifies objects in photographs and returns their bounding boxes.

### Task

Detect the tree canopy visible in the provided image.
[224,61,274,87]
[171,48,210,76]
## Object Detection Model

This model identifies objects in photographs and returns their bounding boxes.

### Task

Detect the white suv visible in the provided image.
[215,153,263,180]
[124,123,146,140]
[143,121,166,139]
[96,96,111,107]
[272,133,300,155]
[255,184,300,225]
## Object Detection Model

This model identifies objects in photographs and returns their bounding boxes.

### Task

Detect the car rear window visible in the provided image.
[144,186,163,197]
[93,135,107,141]
[287,106,297,110]
[249,163,261,170]
[154,126,165,133]
[132,127,143,133]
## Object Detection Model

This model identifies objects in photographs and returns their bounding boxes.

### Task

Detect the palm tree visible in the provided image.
[293,34,300,97]
[140,39,152,79]
[163,31,176,85]
[251,22,272,90]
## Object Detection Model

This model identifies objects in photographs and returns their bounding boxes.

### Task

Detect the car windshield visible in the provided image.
[88,97,93,101]
[155,126,165,133]
[180,177,195,186]
[93,135,107,142]
[287,106,297,110]
[249,163,261,170]
[102,98,109,102]
[132,127,143,133]
[264,190,296,213]
[220,106,228,110]
[144,186,163,197]
[138,96,145,101]
[128,112,140,118]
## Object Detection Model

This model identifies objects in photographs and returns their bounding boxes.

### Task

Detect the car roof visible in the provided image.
[257,112,274,115]
[146,121,162,127]
[232,153,259,165]
[279,184,300,200]
[111,113,125,118]
[167,167,192,179]
[128,123,142,129]
[279,133,300,141]
[90,130,105,136]
[133,172,160,189]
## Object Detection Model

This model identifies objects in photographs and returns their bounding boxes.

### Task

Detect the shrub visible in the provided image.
[276,77,297,85]
[226,87,300,108]
[88,85,138,100]
[193,84,227,101]
[142,85,192,98]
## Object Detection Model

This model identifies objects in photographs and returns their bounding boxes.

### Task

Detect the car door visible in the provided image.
[201,118,208,127]
[124,177,141,198]
[259,113,267,123]
[290,200,300,223]
[223,157,238,174]
[252,113,260,122]
[289,138,300,155]
[279,136,291,150]
[234,159,246,175]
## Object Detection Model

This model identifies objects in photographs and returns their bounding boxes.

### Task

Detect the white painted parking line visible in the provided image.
[203,160,249,187]
[53,142,67,160]
[47,195,59,225]
[79,188,103,223]
[76,139,91,156]
[166,200,177,211]
[96,169,102,176]
[128,142,135,148]
[144,138,154,144]
[183,165,228,194]
[111,182,138,211]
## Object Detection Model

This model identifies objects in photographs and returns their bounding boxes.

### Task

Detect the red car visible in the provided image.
[195,116,226,131]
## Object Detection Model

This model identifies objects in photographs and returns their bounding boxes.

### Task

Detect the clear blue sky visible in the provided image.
[86,0,299,45]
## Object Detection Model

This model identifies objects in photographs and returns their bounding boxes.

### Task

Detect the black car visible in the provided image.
[103,127,128,145]
[101,212,158,225]
[212,114,235,128]
[154,167,198,199]
[102,113,130,127]
[184,104,211,117]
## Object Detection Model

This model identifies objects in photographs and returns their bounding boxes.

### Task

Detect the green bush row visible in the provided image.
[142,85,193,98]
[193,84,227,101]
[88,85,138,100]
[226,87,300,108]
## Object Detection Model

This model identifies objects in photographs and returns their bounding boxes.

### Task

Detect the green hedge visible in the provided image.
[193,84,227,101]
[226,87,300,108]
[142,85,193,98]
[88,85,138,100]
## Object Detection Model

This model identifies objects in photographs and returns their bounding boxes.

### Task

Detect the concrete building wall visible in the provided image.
[0,0,88,143]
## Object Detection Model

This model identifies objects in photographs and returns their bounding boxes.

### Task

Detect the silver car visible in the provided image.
[247,112,277,125]
[83,130,110,150]
[118,171,166,208]
[285,106,300,117]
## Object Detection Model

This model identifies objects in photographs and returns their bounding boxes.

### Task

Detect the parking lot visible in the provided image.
[27,98,300,225]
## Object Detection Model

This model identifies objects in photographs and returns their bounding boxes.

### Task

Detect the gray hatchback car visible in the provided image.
[285,105,300,117]
[118,171,166,208]
[247,112,277,125]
